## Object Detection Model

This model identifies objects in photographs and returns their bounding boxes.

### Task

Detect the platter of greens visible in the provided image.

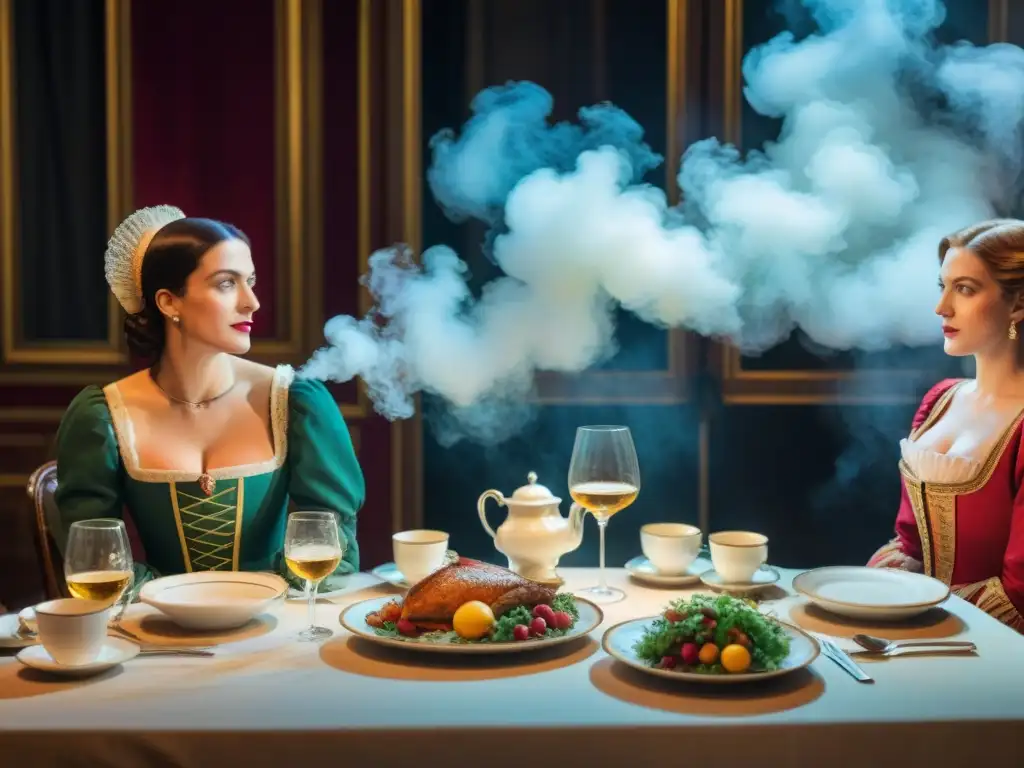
[602,594,819,683]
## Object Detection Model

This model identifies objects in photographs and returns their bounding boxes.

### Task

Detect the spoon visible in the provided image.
[852,633,976,654]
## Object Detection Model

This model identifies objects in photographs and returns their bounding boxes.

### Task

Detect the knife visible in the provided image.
[819,637,874,683]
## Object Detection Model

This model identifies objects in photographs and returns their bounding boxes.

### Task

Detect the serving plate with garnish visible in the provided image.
[602,594,819,684]
[340,593,603,654]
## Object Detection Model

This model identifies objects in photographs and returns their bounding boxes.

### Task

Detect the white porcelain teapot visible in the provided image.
[477,471,585,584]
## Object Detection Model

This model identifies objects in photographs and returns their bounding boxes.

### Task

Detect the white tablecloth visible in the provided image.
[2,567,1023,767]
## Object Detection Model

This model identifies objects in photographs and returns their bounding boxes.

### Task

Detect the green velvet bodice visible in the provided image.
[52,365,364,591]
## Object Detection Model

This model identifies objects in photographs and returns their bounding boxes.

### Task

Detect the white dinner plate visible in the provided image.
[792,566,950,620]
[339,595,603,654]
[16,637,139,678]
[0,613,37,648]
[625,556,712,586]
[602,616,820,684]
[138,571,288,631]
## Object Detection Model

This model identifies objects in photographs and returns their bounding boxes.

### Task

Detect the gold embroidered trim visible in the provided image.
[952,579,987,603]
[102,364,294,483]
[923,490,956,584]
[169,481,191,574]
[901,476,933,577]
[908,381,963,441]
[232,477,245,570]
[958,577,1024,629]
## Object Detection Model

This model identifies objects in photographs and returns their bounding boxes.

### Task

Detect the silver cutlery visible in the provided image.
[817,636,874,683]
[135,648,215,657]
[109,622,214,654]
[851,633,976,656]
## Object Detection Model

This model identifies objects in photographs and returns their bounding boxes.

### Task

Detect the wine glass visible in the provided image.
[284,511,344,642]
[568,425,640,604]
[64,519,134,619]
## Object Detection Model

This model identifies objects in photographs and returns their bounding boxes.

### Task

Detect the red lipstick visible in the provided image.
[232,322,252,334]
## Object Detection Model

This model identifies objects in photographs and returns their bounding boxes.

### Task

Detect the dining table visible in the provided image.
[1,565,1023,767]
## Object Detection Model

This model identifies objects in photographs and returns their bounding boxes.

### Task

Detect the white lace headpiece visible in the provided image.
[104,205,186,314]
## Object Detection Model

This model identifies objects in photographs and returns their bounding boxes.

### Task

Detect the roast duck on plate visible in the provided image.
[372,558,557,631]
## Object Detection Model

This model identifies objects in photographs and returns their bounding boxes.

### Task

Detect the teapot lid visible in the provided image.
[510,471,560,504]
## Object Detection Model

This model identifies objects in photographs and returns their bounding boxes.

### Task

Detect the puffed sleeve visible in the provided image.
[951,439,1024,634]
[868,379,961,571]
[283,377,365,583]
[53,386,156,598]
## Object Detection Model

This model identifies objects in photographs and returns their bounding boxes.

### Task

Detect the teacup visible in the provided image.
[34,598,111,666]
[393,529,450,585]
[640,523,703,575]
[709,530,771,583]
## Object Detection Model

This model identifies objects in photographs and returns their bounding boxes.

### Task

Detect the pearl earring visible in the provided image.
[1010,321,1018,341]
[171,316,180,325]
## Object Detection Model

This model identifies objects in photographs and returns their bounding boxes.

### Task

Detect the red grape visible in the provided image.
[533,604,556,624]
[680,642,700,666]
[551,611,572,631]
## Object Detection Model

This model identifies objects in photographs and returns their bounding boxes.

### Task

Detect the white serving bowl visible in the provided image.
[138,571,288,631]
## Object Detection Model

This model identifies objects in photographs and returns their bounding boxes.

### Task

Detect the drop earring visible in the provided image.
[1010,321,1018,341]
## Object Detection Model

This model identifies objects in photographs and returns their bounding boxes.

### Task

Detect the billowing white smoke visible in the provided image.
[302,0,1024,443]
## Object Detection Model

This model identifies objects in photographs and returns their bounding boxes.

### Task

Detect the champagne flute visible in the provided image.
[568,425,640,604]
[285,511,344,642]
[64,519,134,620]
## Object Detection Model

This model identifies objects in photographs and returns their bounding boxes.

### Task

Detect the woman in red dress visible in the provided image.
[869,219,1024,634]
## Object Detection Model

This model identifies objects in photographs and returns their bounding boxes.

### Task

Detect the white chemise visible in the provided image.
[899,438,985,484]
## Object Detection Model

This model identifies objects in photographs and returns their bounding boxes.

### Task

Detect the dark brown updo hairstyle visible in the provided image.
[123,217,250,362]
[939,219,1024,300]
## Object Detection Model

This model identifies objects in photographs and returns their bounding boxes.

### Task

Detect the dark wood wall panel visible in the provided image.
[13,0,109,342]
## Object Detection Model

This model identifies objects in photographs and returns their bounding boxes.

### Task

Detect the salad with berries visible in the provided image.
[367,594,580,644]
[632,594,791,674]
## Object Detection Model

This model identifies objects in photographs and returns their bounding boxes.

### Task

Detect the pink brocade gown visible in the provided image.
[868,378,1024,634]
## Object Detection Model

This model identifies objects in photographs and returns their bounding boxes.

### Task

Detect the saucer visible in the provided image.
[625,556,712,586]
[0,613,38,649]
[371,562,411,589]
[16,637,139,677]
[700,567,780,593]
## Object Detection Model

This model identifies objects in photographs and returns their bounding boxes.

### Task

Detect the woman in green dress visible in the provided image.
[53,205,365,594]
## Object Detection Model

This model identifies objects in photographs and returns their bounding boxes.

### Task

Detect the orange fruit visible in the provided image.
[452,601,495,639]
[720,643,752,673]
[698,642,720,665]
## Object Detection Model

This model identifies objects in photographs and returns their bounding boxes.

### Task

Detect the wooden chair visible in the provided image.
[26,460,66,600]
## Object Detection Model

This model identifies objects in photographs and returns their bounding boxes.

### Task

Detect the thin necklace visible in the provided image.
[149,369,236,410]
